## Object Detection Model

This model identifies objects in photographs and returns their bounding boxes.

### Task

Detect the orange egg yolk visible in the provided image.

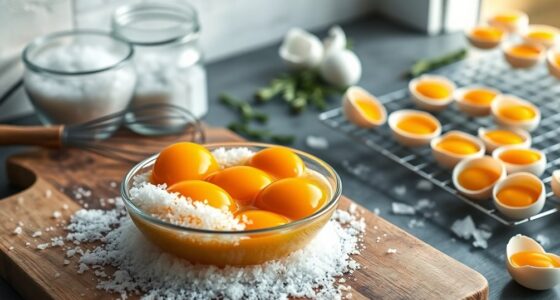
[397,115,438,135]
[436,136,479,155]
[206,166,272,206]
[152,142,219,186]
[249,147,305,179]
[499,149,540,165]
[499,105,536,121]
[458,167,500,191]
[556,54,560,67]
[416,81,451,100]
[463,89,498,105]
[497,185,540,207]
[355,98,382,122]
[167,180,237,212]
[236,210,290,230]
[528,31,556,41]
[493,14,519,24]
[484,130,524,145]
[510,251,560,268]
[255,177,328,220]
[509,45,542,58]
[471,27,503,41]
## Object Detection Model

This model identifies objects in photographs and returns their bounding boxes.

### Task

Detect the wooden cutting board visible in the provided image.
[0,127,488,300]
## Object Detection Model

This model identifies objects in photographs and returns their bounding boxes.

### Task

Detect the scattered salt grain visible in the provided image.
[37,243,49,250]
[17,221,24,227]
[451,215,492,249]
[17,197,24,205]
[32,231,42,238]
[407,219,425,229]
[25,242,31,247]
[54,272,61,278]
[51,237,65,247]
[415,180,433,191]
[415,198,435,210]
[373,208,380,215]
[536,234,550,247]
[393,185,407,196]
[8,246,14,251]
[13,226,22,235]
[62,204,69,211]
[391,202,415,215]
[387,248,397,254]
[211,147,254,168]
[52,211,62,219]
[305,135,329,149]
[45,189,52,198]
[77,263,89,274]
[342,160,371,177]
[63,259,70,265]
[110,181,118,188]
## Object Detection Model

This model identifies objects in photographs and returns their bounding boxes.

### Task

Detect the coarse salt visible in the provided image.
[415,180,433,191]
[13,226,22,235]
[52,211,62,219]
[211,147,254,168]
[386,248,397,254]
[32,231,42,238]
[37,243,49,250]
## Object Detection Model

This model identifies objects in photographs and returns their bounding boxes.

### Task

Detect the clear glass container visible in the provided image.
[112,0,208,136]
[22,30,136,126]
[121,142,342,266]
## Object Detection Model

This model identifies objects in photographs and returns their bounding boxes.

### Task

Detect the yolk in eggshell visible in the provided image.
[499,105,536,121]
[355,98,382,122]
[484,130,524,145]
[206,166,272,206]
[416,81,451,100]
[458,167,501,191]
[510,251,560,268]
[396,115,438,135]
[255,177,328,220]
[493,14,519,24]
[167,180,238,212]
[436,136,479,155]
[152,142,219,186]
[528,31,556,41]
[556,54,560,67]
[471,27,503,41]
[497,185,540,207]
[508,45,542,58]
[463,89,498,105]
[499,149,541,165]
[249,147,305,179]
[236,210,290,230]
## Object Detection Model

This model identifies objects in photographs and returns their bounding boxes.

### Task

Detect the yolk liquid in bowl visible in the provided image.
[249,147,305,179]
[509,45,542,58]
[499,149,540,165]
[396,115,438,135]
[499,105,536,121]
[436,136,479,155]
[471,27,503,41]
[497,185,540,207]
[511,251,560,268]
[416,81,451,100]
[484,130,524,145]
[458,167,501,191]
[354,98,382,122]
[464,89,498,105]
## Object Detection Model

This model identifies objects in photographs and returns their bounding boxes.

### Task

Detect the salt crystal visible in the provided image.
[393,185,407,196]
[25,242,31,247]
[52,211,62,219]
[392,202,415,215]
[451,215,492,249]
[415,198,435,210]
[373,208,380,215]
[64,260,70,265]
[348,203,358,214]
[387,248,397,254]
[305,135,329,149]
[45,189,52,198]
[62,204,69,210]
[17,221,24,227]
[32,231,42,238]
[54,272,61,278]
[416,180,433,191]
[110,181,118,188]
[211,147,254,168]
[8,246,14,251]
[37,243,49,250]
[13,226,22,235]
[342,160,370,177]
[77,263,89,274]
[17,197,24,205]
[536,234,550,247]
[407,219,425,229]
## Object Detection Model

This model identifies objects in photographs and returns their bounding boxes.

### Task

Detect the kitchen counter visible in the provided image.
[1,14,559,299]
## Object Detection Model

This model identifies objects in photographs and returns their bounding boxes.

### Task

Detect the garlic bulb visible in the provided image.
[323,26,346,55]
[279,28,324,69]
[319,49,362,87]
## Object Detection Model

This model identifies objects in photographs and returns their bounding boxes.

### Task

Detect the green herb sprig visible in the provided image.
[407,48,468,78]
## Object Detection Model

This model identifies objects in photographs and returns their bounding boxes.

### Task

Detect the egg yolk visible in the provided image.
[528,31,556,41]
[236,210,290,230]
[493,14,519,24]
[471,27,503,41]
[458,167,501,191]
[416,81,451,100]
[206,166,272,206]
[436,136,479,155]
[510,251,560,268]
[499,149,541,165]
[499,105,536,121]
[509,45,542,58]
[397,115,438,135]
[484,130,524,145]
[355,98,382,122]
[255,177,327,220]
[167,180,237,212]
[463,89,498,105]
[249,147,305,179]
[152,142,219,186]
[556,54,560,67]
[497,185,540,207]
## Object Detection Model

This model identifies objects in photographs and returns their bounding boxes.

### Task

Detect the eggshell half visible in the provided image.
[431,131,485,169]
[342,86,387,128]
[409,75,456,112]
[466,26,505,49]
[506,235,560,290]
[493,172,545,219]
[279,28,324,69]
[546,47,560,80]
[493,146,546,176]
[490,95,541,132]
[522,25,560,48]
[452,156,507,200]
[552,170,560,198]
[454,86,501,117]
[503,43,545,69]
[488,10,529,33]
[388,109,441,147]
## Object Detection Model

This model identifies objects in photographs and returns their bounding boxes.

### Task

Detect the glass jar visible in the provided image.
[112,0,207,135]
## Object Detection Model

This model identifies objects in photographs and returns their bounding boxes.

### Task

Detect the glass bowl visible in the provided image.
[22,30,137,126]
[121,142,342,266]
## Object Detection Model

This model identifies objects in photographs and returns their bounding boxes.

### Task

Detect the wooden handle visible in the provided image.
[0,125,64,148]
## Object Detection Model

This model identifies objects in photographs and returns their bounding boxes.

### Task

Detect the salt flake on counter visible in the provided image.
[536,234,550,247]
[52,211,62,219]
[393,185,407,196]
[451,215,492,249]
[392,202,415,215]
[32,231,42,238]
[305,135,329,150]
[13,226,22,235]
[415,198,435,210]
[415,180,433,191]
[37,243,49,250]
[387,248,397,254]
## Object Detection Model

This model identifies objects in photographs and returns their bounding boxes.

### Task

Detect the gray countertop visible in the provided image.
[1,14,558,300]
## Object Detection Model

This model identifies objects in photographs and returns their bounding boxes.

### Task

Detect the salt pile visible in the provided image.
[65,200,366,299]
[451,215,492,249]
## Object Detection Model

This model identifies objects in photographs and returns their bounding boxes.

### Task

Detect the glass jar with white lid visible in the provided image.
[112,0,207,135]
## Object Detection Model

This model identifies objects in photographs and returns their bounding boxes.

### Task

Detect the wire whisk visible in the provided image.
[0,103,205,163]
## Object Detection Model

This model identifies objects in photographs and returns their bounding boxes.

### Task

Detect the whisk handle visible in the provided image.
[0,125,64,148]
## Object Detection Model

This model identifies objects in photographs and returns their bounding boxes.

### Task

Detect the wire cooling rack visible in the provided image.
[319,52,560,226]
